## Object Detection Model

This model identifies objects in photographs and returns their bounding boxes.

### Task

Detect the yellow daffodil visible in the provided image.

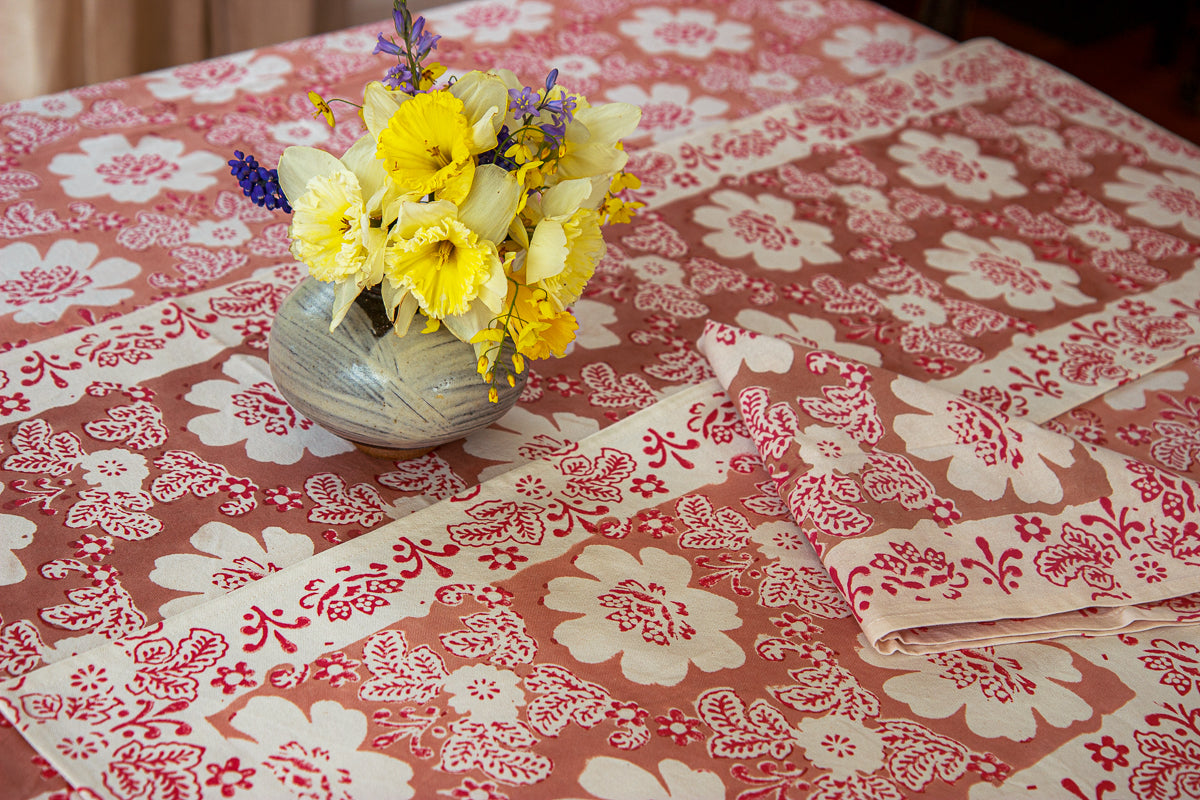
[555,103,642,182]
[524,178,605,309]
[376,91,477,204]
[507,276,578,360]
[384,199,503,320]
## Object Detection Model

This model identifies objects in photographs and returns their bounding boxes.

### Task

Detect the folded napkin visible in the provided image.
[698,320,1200,654]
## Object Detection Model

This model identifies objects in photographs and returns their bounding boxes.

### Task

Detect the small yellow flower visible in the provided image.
[418,62,448,91]
[506,278,578,360]
[377,90,476,203]
[308,91,335,126]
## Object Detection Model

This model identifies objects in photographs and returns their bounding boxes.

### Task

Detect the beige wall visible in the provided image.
[0,0,458,104]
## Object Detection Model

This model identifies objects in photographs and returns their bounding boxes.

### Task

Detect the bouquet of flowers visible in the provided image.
[230,0,642,401]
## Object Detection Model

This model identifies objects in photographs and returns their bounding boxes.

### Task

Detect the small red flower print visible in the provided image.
[1118,299,1152,316]
[211,661,256,695]
[87,564,121,587]
[123,385,155,401]
[205,757,256,797]
[69,663,109,694]
[474,585,514,607]
[1074,425,1106,446]
[544,374,583,397]
[1014,514,1051,543]
[630,474,668,498]
[515,474,551,499]
[773,612,819,641]
[219,476,256,500]
[928,498,961,526]
[607,700,650,727]
[967,752,1012,784]
[636,509,677,538]
[263,485,303,512]
[0,393,31,416]
[655,708,705,745]
[1118,424,1153,446]
[1025,344,1059,364]
[57,734,102,760]
[442,778,510,800]
[478,546,529,571]
[72,533,114,562]
[233,318,270,340]
[1085,735,1130,771]
[914,356,955,376]
[312,651,361,687]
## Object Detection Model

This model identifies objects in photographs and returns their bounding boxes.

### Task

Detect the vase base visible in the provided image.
[351,441,437,461]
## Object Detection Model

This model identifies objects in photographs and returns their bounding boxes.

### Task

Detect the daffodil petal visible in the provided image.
[341,134,387,205]
[526,219,568,283]
[277,145,344,206]
[449,70,509,138]
[576,102,642,143]
[329,277,364,331]
[362,80,408,140]
[541,178,593,220]
[459,164,522,243]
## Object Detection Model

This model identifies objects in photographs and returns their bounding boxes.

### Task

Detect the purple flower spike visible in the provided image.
[545,68,559,92]
[373,33,401,56]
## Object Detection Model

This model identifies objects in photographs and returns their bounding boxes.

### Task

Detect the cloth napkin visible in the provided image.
[698,319,1200,654]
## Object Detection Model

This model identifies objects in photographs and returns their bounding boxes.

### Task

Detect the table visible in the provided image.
[3,1,1200,798]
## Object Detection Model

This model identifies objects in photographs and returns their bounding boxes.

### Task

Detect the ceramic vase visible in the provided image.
[268,277,526,459]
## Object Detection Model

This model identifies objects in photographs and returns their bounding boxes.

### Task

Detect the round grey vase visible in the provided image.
[268,277,526,459]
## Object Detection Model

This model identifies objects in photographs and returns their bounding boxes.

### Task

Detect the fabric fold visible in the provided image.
[698,319,1200,654]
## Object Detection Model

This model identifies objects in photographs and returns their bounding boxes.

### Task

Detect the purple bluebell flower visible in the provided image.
[227,151,291,213]
[508,87,539,116]
[384,63,415,92]
[544,68,559,92]
[410,17,441,58]
[373,34,401,56]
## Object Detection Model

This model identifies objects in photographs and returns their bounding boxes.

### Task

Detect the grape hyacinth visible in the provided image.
[227,150,291,213]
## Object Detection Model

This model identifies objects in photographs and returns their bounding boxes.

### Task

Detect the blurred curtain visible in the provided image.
[0,0,350,103]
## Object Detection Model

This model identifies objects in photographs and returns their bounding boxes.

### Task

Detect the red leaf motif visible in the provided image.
[103,740,204,800]
[377,455,468,500]
[129,629,228,702]
[580,363,657,410]
[3,419,84,476]
[676,494,753,550]
[1114,315,1194,350]
[115,212,189,251]
[1033,523,1119,591]
[621,217,688,257]
[788,472,872,538]
[1059,342,1127,386]
[697,688,796,761]
[358,629,447,704]
[877,720,970,791]
[738,386,799,461]
[83,402,168,450]
[439,608,536,666]
[560,447,636,503]
[861,452,937,509]
[440,721,552,786]
[208,281,290,318]
[447,499,545,547]
[524,663,613,737]
[65,490,162,541]
[0,617,45,676]
[20,692,63,720]
[758,562,852,619]
[304,473,383,527]
[151,451,225,501]
[634,282,710,318]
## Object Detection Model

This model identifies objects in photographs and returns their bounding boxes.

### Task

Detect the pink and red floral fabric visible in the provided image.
[700,319,1200,653]
[3,0,1200,796]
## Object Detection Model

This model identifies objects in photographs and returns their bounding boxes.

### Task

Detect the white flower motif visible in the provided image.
[0,240,138,324]
[78,449,149,493]
[1104,370,1188,411]
[48,134,225,203]
[572,299,621,350]
[795,714,885,776]
[855,641,1092,740]
[924,233,1093,311]
[547,54,602,81]
[796,424,869,474]
[187,218,252,248]
[434,0,553,43]
[462,406,600,481]
[12,91,83,118]
[185,354,354,464]
[269,117,332,148]
[1067,222,1131,251]
[145,52,291,104]
[734,310,884,366]
[748,70,799,94]
[442,664,526,722]
[314,30,378,54]
[603,83,729,144]
[880,292,947,326]
[888,131,1025,202]
[618,8,752,58]
[228,696,415,799]
[544,545,745,686]
[565,757,725,800]
[822,22,946,76]
[890,375,1076,503]
[148,521,314,617]
[694,190,839,271]
[780,0,828,19]
[0,514,35,586]
[1104,166,1200,236]
[749,520,814,566]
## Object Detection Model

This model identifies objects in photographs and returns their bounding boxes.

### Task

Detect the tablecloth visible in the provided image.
[3,0,1200,797]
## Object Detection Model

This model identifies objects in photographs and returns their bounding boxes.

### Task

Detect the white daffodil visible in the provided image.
[277,133,391,329]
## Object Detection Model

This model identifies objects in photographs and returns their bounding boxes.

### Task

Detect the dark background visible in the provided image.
[880,0,1200,144]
